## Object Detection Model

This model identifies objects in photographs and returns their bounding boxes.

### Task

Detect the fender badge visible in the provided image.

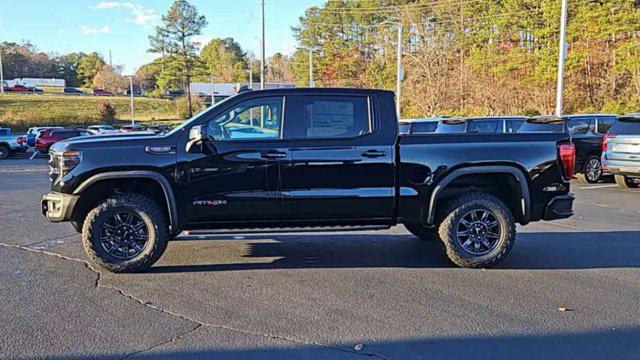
[193,200,228,206]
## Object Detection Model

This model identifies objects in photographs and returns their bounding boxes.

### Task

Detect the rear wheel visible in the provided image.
[0,145,10,159]
[82,193,169,273]
[576,156,602,183]
[438,192,516,268]
[615,175,640,189]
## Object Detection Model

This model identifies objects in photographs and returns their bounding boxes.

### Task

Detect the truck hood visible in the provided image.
[51,132,167,152]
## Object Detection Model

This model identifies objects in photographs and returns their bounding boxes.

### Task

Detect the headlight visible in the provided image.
[60,150,83,175]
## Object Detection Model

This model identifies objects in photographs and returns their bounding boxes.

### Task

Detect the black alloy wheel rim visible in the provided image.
[0,147,8,158]
[100,212,149,259]
[456,209,502,255]
[586,158,601,182]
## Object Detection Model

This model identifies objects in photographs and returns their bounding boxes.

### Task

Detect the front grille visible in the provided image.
[49,153,60,183]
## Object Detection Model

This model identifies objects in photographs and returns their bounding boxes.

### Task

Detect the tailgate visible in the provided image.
[608,135,640,163]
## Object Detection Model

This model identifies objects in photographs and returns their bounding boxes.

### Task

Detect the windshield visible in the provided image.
[166,95,236,136]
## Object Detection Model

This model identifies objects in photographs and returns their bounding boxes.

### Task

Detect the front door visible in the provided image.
[179,95,294,227]
[286,94,396,223]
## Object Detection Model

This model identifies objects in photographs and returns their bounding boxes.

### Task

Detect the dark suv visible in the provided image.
[562,114,617,183]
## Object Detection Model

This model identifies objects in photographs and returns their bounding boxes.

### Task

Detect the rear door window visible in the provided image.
[411,122,438,133]
[296,96,370,139]
[567,118,594,135]
[436,122,467,133]
[596,117,616,134]
[506,119,525,133]
[467,120,500,133]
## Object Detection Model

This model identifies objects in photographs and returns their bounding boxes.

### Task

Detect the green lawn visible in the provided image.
[0,94,183,131]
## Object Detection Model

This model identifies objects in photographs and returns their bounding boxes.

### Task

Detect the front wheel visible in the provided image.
[82,193,169,273]
[0,145,10,159]
[576,156,602,183]
[615,175,640,189]
[438,192,516,268]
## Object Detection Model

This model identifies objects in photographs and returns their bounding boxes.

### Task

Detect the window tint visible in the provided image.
[411,122,439,133]
[208,96,283,140]
[299,96,369,139]
[567,118,594,135]
[436,122,467,133]
[506,119,525,133]
[610,120,640,135]
[52,131,80,138]
[596,117,616,134]
[467,120,499,133]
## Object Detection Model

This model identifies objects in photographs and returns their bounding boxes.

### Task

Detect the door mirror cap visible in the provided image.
[186,125,205,153]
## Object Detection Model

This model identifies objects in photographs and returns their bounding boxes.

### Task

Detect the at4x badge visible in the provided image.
[193,200,228,206]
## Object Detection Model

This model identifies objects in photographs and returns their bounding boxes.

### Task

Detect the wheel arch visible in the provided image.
[72,171,180,235]
[427,165,531,226]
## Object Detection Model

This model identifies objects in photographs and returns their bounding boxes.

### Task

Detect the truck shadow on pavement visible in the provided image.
[148,231,640,273]
[25,326,640,360]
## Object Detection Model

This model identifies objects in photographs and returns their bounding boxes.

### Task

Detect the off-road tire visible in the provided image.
[82,193,169,273]
[438,192,516,268]
[576,156,602,183]
[0,145,10,159]
[405,224,439,241]
[615,175,640,189]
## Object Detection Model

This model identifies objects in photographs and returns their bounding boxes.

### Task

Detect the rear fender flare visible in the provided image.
[427,165,531,225]
[73,171,179,235]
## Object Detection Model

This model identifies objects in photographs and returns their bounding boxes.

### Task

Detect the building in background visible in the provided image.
[10,78,66,88]
[189,82,295,105]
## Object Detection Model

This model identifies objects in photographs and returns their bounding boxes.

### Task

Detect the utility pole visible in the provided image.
[555,0,568,117]
[396,23,402,120]
[128,76,134,125]
[308,47,314,87]
[260,0,265,90]
[210,75,215,107]
[0,45,4,94]
[247,69,254,125]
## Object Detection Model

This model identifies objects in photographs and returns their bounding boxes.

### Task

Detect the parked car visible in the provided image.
[119,124,146,132]
[562,114,617,183]
[63,87,86,95]
[27,127,64,143]
[435,116,527,134]
[399,117,449,134]
[36,128,92,153]
[165,89,185,98]
[41,88,575,273]
[5,84,35,93]
[125,88,142,96]
[602,114,640,188]
[0,128,29,159]
[87,125,118,135]
[92,89,113,96]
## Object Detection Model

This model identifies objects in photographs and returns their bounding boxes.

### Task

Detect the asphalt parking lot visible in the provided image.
[1,158,640,360]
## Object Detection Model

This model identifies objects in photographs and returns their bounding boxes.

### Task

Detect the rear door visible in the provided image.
[287,93,396,222]
[566,117,597,171]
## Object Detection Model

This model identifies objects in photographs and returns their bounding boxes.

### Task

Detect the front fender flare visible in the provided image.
[427,165,531,225]
[73,171,179,235]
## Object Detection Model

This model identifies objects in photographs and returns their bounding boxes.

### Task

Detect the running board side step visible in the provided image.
[185,225,391,236]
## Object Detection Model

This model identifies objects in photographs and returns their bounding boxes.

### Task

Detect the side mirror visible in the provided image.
[186,125,205,153]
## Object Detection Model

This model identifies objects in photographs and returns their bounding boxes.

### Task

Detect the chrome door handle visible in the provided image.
[260,151,287,159]
[361,150,387,158]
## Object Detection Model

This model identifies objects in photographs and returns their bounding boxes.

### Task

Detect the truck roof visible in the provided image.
[241,87,395,96]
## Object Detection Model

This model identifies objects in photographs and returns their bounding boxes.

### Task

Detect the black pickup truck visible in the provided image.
[42,88,575,272]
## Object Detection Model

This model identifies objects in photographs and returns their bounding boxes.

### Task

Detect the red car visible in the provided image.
[36,128,91,153]
[92,89,113,95]
[5,84,35,92]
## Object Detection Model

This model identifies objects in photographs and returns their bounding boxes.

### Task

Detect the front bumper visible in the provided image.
[543,194,575,221]
[41,192,79,222]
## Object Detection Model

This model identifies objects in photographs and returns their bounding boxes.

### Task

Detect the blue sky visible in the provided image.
[0,0,323,74]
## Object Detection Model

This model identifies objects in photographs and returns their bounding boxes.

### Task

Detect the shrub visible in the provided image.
[98,100,117,124]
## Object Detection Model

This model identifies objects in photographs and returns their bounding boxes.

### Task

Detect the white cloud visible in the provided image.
[91,1,159,26]
[78,24,111,35]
